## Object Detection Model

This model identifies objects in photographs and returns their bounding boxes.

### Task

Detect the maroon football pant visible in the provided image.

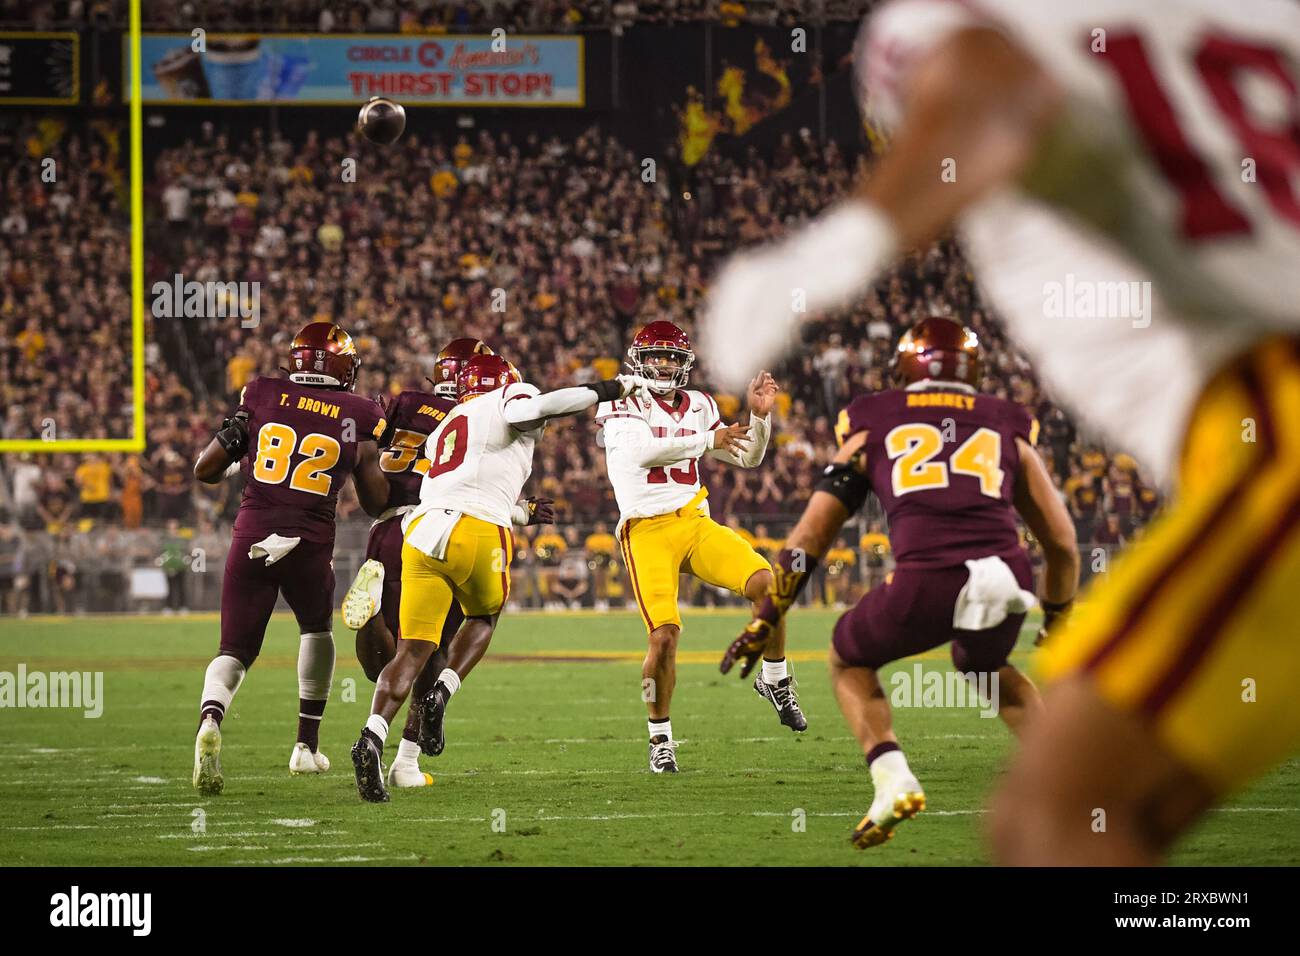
[220,536,336,667]
[832,551,1033,676]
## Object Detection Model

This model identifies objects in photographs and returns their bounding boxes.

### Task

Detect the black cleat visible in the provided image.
[418,681,450,757]
[755,675,808,732]
[648,735,679,773]
[351,732,390,803]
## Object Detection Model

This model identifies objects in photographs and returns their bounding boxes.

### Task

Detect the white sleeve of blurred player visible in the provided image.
[603,414,711,469]
[706,411,770,468]
[701,0,990,393]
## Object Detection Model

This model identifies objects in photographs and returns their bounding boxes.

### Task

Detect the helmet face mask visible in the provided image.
[627,321,694,395]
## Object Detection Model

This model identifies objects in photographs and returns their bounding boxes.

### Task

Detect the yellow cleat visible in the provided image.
[850,790,926,849]
[342,558,385,630]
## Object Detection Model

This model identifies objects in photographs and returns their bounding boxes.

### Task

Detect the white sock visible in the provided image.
[869,749,913,787]
[438,667,462,697]
[394,737,421,768]
[648,718,672,742]
[761,657,788,685]
[297,631,335,701]
[365,713,390,743]
[200,655,246,718]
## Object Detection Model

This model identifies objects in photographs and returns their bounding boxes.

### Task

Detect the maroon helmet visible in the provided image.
[627,320,694,394]
[892,316,982,388]
[431,338,494,399]
[457,354,521,404]
[288,321,360,391]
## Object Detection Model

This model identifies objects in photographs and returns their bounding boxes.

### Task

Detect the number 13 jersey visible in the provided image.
[597,389,723,535]
[406,381,542,531]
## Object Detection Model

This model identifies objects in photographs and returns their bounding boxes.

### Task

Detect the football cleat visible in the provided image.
[648,736,679,774]
[193,717,224,796]
[387,762,434,789]
[851,781,926,849]
[351,733,390,803]
[754,675,808,732]
[417,681,451,757]
[342,558,385,630]
[288,742,330,775]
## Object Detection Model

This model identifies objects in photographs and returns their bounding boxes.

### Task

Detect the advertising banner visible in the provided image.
[132,33,583,106]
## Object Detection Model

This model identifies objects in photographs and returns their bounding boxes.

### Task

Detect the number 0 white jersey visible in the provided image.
[403,382,540,531]
[859,0,1300,483]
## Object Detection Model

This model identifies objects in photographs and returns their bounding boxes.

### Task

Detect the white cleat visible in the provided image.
[342,558,385,630]
[288,742,330,775]
[193,717,224,795]
[851,773,926,849]
[386,762,434,789]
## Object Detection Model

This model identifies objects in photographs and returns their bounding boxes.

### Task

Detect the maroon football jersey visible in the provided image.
[231,376,387,544]
[837,386,1037,569]
[379,390,454,509]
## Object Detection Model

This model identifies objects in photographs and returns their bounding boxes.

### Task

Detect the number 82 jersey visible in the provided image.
[840,385,1037,569]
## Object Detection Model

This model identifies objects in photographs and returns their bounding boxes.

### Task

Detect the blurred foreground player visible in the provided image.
[340,338,553,789]
[351,355,653,801]
[727,317,1078,847]
[705,0,1300,863]
[191,322,389,794]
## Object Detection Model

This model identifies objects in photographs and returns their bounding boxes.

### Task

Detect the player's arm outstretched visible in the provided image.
[1012,438,1080,645]
[706,371,777,468]
[504,375,654,432]
[720,430,870,674]
[705,25,1063,388]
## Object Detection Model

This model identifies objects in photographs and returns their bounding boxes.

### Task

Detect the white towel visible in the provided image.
[952,556,1038,631]
[247,534,302,566]
[402,508,461,561]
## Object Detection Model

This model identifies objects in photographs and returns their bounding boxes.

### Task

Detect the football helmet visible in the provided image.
[431,338,494,399]
[892,316,981,389]
[627,320,694,394]
[289,321,360,391]
[457,354,521,403]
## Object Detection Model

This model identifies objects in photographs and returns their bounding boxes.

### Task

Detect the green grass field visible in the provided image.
[1,608,1296,866]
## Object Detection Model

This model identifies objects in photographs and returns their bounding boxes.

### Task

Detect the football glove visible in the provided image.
[215,410,250,460]
[1035,598,1074,647]
[720,618,771,679]
[525,496,555,526]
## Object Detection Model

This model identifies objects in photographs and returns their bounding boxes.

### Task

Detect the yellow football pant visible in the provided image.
[399,513,513,644]
[1040,336,1300,791]
[620,505,770,633]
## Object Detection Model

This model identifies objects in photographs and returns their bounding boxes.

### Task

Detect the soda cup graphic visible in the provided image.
[152,47,211,99]
[204,37,263,100]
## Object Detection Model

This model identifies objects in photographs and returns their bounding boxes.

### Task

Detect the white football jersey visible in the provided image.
[598,389,724,534]
[859,0,1300,483]
[404,381,540,530]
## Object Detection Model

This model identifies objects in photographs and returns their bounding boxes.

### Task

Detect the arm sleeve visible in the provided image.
[706,411,771,467]
[503,383,602,427]
[604,416,711,469]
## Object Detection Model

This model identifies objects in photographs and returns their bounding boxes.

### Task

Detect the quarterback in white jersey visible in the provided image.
[598,321,805,775]
[351,354,652,802]
[703,0,1300,863]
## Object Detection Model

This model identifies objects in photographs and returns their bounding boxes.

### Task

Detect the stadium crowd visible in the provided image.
[0,117,1162,614]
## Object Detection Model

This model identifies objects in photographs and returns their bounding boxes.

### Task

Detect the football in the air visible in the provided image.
[357,96,406,145]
